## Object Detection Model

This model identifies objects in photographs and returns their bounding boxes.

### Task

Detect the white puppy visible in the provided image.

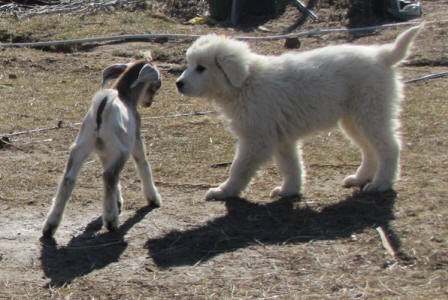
[176,25,421,200]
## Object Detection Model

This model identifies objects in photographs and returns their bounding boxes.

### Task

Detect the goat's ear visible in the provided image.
[102,64,129,88]
[130,64,161,89]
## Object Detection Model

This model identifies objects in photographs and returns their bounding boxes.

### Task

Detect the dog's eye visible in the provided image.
[196,65,206,73]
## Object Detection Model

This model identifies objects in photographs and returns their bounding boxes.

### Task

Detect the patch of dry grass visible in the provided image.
[0,8,176,42]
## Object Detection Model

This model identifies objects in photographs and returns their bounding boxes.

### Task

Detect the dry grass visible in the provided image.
[0,2,447,299]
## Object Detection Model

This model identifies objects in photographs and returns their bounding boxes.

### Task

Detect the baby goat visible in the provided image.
[43,60,162,237]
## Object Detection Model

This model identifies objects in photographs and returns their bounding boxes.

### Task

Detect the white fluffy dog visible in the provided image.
[176,25,421,200]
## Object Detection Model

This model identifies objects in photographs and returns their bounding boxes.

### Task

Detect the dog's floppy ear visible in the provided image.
[215,53,249,88]
[101,63,129,88]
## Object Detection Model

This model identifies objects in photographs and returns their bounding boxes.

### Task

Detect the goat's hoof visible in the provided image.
[117,200,122,214]
[151,196,162,208]
[149,200,161,208]
[42,223,57,237]
[147,192,162,208]
[105,222,118,232]
[104,217,119,232]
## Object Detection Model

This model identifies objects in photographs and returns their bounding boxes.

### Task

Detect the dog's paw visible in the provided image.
[362,181,393,193]
[205,187,235,201]
[270,186,300,199]
[343,175,368,188]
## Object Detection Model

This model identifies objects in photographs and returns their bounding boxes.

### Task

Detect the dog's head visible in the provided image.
[176,35,251,98]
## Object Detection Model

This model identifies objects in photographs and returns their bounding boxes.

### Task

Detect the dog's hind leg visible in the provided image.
[271,140,303,198]
[339,117,378,189]
[344,112,400,192]
[362,128,400,193]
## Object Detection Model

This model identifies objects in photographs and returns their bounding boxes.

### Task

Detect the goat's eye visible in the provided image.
[196,65,206,73]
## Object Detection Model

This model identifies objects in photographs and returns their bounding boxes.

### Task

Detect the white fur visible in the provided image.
[176,25,422,200]
[43,61,162,237]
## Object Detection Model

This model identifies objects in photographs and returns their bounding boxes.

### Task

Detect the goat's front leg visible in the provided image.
[43,134,94,237]
[102,152,128,231]
[132,137,161,207]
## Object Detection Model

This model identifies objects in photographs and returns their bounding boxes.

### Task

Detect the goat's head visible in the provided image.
[102,60,162,107]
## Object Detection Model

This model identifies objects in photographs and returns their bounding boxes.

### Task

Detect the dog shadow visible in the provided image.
[145,191,401,269]
[39,205,155,287]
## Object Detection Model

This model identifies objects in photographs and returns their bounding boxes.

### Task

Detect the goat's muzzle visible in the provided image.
[142,80,161,107]
[142,100,153,107]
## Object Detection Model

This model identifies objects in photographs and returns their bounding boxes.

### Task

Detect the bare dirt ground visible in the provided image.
[0,0,447,299]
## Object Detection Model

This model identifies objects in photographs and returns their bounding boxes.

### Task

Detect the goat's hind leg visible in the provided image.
[101,152,128,231]
[132,137,161,207]
[42,134,94,237]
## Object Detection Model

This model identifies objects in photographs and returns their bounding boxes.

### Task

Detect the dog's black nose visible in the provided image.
[176,80,184,90]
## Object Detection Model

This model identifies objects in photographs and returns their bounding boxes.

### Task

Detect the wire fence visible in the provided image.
[1,67,447,141]
[0,19,447,140]
[2,19,445,48]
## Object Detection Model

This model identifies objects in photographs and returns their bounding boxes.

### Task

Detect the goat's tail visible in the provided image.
[91,90,116,131]
[378,23,423,66]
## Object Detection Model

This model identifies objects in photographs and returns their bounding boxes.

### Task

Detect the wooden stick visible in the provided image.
[376,226,397,257]
[405,71,448,84]
[294,0,318,20]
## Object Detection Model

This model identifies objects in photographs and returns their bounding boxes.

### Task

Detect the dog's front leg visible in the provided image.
[271,140,303,198]
[206,139,273,200]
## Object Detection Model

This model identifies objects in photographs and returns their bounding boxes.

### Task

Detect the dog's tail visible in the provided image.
[378,23,423,66]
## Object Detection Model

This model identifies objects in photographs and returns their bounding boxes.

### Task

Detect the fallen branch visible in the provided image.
[0,137,28,152]
[154,180,214,189]
[0,33,200,49]
[376,226,397,258]
[405,71,448,84]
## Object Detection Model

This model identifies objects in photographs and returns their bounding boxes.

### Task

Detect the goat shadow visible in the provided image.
[40,205,154,287]
[146,191,402,268]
